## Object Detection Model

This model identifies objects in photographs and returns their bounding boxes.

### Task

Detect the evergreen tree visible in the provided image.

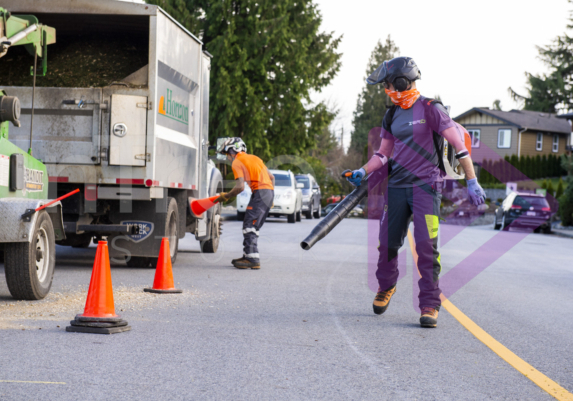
[535,155,542,179]
[548,154,555,176]
[350,36,399,152]
[541,179,548,190]
[509,1,573,113]
[517,155,524,177]
[541,154,548,178]
[556,177,565,199]
[547,180,555,197]
[146,0,342,159]
[559,155,573,226]
[482,160,490,184]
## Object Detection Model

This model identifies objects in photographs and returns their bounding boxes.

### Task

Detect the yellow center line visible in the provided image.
[0,380,66,385]
[406,230,573,401]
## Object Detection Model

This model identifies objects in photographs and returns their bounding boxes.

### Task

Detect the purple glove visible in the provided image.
[467,178,486,206]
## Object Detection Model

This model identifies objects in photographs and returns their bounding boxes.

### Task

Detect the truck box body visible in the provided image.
[2,0,211,199]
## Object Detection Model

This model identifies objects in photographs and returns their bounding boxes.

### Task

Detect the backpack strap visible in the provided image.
[382,105,398,134]
[425,98,449,175]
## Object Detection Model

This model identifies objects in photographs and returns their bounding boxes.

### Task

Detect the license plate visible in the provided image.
[526,211,536,216]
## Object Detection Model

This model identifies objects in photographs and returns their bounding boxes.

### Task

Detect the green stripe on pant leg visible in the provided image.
[424,214,439,239]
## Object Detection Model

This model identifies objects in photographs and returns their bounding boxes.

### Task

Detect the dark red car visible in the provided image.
[494,192,552,233]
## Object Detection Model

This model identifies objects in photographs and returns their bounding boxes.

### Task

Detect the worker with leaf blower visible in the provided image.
[345,57,486,328]
[216,138,275,270]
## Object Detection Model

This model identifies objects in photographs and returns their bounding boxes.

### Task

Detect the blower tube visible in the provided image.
[300,176,368,250]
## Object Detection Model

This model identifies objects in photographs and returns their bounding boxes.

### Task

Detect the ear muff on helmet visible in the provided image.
[393,77,410,92]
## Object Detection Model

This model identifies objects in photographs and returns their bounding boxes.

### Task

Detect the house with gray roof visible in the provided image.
[453,108,572,158]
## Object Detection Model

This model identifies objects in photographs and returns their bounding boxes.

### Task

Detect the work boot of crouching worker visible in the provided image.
[420,307,439,328]
[373,285,396,315]
[233,257,260,270]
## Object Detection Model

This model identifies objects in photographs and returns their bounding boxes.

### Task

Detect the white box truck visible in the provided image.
[1,0,223,266]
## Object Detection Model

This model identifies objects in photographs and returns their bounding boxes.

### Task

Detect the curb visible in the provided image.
[552,229,573,239]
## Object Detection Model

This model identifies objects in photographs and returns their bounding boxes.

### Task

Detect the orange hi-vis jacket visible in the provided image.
[231,152,274,191]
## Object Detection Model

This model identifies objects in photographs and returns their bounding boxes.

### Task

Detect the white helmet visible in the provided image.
[216,137,247,155]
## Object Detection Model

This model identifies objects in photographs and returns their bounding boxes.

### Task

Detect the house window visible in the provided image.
[468,129,480,148]
[536,133,543,151]
[498,129,511,148]
[552,135,559,153]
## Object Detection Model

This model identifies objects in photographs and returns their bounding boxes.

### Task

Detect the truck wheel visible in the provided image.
[165,197,179,264]
[237,211,245,221]
[201,204,222,253]
[296,209,302,222]
[305,205,313,219]
[4,210,56,300]
[313,203,321,219]
[287,212,296,223]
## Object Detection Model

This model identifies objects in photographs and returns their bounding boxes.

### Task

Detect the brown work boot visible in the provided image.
[373,285,396,315]
[231,256,245,264]
[420,307,439,328]
[233,258,260,270]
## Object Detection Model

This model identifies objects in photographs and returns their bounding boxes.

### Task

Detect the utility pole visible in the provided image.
[340,127,344,152]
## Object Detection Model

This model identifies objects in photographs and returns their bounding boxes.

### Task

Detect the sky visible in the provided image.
[311,0,572,149]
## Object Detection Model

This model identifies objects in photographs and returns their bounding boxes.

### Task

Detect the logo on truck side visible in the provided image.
[159,88,189,126]
[23,167,44,194]
[121,221,154,243]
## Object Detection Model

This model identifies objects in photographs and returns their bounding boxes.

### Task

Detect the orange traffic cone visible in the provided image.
[144,238,182,294]
[190,195,220,218]
[66,241,131,334]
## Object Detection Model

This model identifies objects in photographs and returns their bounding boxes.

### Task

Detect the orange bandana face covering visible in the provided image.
[385,88,421,109]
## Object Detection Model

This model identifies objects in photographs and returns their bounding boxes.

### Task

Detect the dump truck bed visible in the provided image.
[1,0,210,198]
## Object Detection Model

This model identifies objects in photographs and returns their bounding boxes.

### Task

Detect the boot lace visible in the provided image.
[421,307,436,317]
[375,287,395,302]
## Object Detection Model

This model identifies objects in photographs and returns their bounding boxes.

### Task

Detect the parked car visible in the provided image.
[494,192,552,233]
[326,195,344,204]
[269,170,303,223]
[321,202,338,217]
[295,174,322,219]
[236,170,303,223]
[348,206,364,218]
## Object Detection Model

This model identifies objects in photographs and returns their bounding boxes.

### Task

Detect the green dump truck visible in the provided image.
[0,7,65,300]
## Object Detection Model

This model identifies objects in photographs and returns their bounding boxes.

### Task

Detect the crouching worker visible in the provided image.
[216,138,275,269]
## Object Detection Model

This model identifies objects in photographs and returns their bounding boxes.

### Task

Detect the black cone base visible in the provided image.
[66,324,131,334]
[66,316,131,334]
[75,314,124,323]
[143,288,182,294]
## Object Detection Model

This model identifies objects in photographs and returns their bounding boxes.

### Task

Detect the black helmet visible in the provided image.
[366,57,421,91]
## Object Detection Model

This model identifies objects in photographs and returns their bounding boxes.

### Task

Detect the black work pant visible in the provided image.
[243,189,274,263]
[377,184,442,309]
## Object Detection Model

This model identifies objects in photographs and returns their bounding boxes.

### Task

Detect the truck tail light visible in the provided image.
[85,184,97,201]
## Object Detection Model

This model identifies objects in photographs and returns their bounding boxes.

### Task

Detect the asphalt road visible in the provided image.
[1,216,572,400]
